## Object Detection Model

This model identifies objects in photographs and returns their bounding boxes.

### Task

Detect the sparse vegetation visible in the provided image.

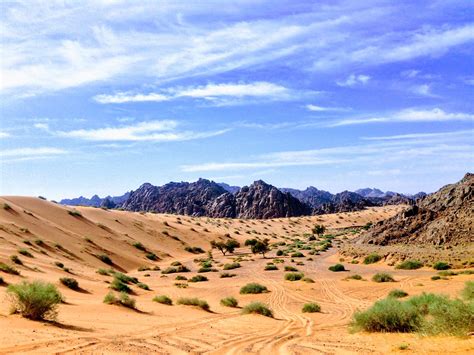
[461,281,473,301]
[184,246,205,254]
[328,264,345,272]
[210,239,240,255]
[145,253,158,261]
[189,275,208,282]
[363,253,382,264]
[137,282,150,290]
[177,297,210,311]
[433,261,450,270]
[97,254,113,265]
[223,262,240,270]
[241,302,273,317]
[372,272,395,283]
[153,295,172,305]
[240,283,268,294]
[220,272,236,278]
[68,209,82,217]
[0,262,20,275]
[302,302,321,313]
[110,277,132,293]
[220,296,238,308]
[60,277,79,290]
[388,289,409,298]
[103,292,136,309]
[396,260,423,270]
[284,265,298,272]
[346,274,363,280]
[7,281,62,320]
[10,255,22,265]
[18,249,33,258]
[285,272,304,281]
[264,264,278,271]
[132,242,146,251]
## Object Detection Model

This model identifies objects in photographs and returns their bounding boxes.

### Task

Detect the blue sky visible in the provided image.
[1,0,473,200]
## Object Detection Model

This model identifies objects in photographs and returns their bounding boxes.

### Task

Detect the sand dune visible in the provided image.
[0,197,472,354]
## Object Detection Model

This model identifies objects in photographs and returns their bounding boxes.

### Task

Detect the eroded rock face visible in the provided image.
[357,173,473,246]
[234,180,312,219]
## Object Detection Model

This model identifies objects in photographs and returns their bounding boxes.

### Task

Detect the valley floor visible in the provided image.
[0,198,472,354]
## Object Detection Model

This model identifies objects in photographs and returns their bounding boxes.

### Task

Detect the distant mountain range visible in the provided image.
[60,179,426,219]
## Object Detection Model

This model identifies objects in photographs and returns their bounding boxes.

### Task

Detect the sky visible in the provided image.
[1,0,473,200]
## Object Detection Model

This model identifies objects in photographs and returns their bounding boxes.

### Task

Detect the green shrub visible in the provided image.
[0,262,20,275]
[276,250,284,256]
[302,302,321,313]
[153,295,172,305]
[114,272,138,284]
[363,253,381,264]
[461,281,474,301]
[68,210,82,217]
[372,272,395,282]
[396,260,423,270]
[433,262,450,270]
[198,267,215,273]
[285,272,304,281]
[220,296,238,308]
[352,297,421,333]
[220,272,236,278]
[264,264,278,271]
[438,270,457,277]
[291,252,304,258]
[103,292,136,309]
[184,246,205,254]
[284,266,298,272]
[328,264,345,272]
[10,255,22,265]
[189,275,208,282]
[241,302,273,317]
[110,277,132,293]
[97,268,111,276]
[161,265,190,274]
[145,253,158,261]
[302,277,315,283]
[60,277,79,290]
[137,282,150,290]
[132,242,146,251]
[175,275,187,281]
[431,275,442,280]
[55,261,64,269]
[177,297,209,311]
[346,274,363,280]
[388,289,408,298]
[240,283,268,294]
[18,249,33,258]
[97,254,112,265]
[223,262,241,270]
[7,281,62,320]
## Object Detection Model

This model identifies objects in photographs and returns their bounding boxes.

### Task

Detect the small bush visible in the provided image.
[153,295,172,305]
[132,242,146,251]
[223,262,241,270]
[184,246,205,254]
[302,302,321,313]
[346,274,363,280]
[103,292,136,309]
[461,281,474,301]
[284,266,298,272]
[352,297,421,333]
[0,276,4,285]
[396,260,423,270]
[7,281,62,320]
[328,264,345,272]
[189,275,208,283]
[68,210,82,217]
[60,277,79,290]
[0,262,20,275]
[363,253,381,264]
[55,261,64,269]
[285,272,304,281]
[145,253,158,261]
[161,265,190,274]
[433,262,450,270]
[137,282,150,290]
[372,272,395,282]
[10,255,22,265]
[177,297,210,311]
[302,277,315,283]
[291,252,304,258]
[198,267,215,273]
[174,282,188,288]
[431,275,442,281]
[18,249,33,258]
[241,302,273,317]
[110,277,132,293]
[97,254,112,265]
[264,264,278,271]
[388,289,409,298]
[438,270,457,277]
[220,272,236,278]
[175,275,187,281]
[276,250,284,256]
[240,283,268,294]
[97,268,111,276]
[114,272,138,284]
[220,296,238,308]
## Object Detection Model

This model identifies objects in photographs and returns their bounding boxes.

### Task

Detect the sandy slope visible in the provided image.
[0,197,472,354]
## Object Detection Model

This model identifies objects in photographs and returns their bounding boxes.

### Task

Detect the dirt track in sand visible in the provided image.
[0,197,472,354]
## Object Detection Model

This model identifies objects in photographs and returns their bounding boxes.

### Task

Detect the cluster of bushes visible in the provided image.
[184,246,205,254]
[352,282,474,336]
[177,297,210,311]
[161,265,190,274]
[240,283,268,294]
[103,291,136,309]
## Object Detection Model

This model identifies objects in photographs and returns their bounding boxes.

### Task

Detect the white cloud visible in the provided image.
[336,74,370,87]
[362,129,474,141]
[181,129,473,173]
[55,120,229,142]
[329,108,474,127]
[0,132,11,138]
[305,104,348,112]
[94,82,302,105]
[1,147,68,159]
[410,84,439,97]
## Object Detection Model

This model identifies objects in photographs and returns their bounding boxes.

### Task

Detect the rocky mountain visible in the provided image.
[357,173,473,246]
[61,179,423,219]
[60,192,129,207]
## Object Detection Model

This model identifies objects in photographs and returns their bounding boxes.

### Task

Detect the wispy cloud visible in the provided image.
[362,129,474,141]
[54,120,229,142]
[1,147,68,163]
[305,104,349,112]
[181,129,473,173]
[94,82,306,105]
[336,74,370,87]
[329,108,474,127]
[410,84,439,97]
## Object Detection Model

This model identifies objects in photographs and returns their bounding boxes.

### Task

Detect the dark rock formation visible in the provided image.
[357,173,473,246]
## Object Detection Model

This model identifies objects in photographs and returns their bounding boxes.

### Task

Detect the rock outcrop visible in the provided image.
[357,173,473,246]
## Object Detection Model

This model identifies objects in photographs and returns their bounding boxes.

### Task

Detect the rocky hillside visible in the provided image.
[357,173,473,246]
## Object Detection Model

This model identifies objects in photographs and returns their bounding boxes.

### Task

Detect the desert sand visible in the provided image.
[0,196,472,354]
